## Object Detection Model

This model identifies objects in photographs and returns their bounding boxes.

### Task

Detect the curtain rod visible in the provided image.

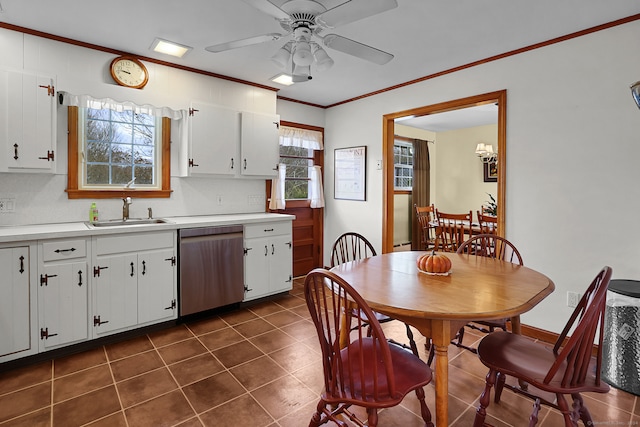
[394,135,434,144]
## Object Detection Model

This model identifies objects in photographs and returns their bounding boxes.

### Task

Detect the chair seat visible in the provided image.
[477,331,610,395]
[325,337,432,404]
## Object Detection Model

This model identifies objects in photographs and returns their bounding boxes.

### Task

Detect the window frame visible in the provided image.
[280,146,314,201]
[394,139,414,191]
[66,106,172,199]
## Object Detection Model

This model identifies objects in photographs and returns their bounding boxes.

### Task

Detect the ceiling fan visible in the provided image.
[205,0,398,82]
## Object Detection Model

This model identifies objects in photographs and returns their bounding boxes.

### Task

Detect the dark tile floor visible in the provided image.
[0,277,638,426]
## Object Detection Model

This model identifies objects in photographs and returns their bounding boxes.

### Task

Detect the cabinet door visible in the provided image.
[93,254,138,335]
[240,112,280,177]
[0,247,31,358]
[244,237,271,301]
[189,102,239,175]
[4,70,55,172]
[137,248,176,324]
[39,262,88,350]
[269,234,293,294]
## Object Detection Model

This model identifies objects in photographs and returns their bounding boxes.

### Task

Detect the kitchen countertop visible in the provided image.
[0,213,295,243]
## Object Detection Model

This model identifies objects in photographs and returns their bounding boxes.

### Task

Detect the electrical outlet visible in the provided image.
[567,291,581,308]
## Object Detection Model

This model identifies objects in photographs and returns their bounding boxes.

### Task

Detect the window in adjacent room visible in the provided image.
[394,140,413,190]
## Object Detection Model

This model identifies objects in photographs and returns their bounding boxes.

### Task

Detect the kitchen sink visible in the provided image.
[87,218,169,227]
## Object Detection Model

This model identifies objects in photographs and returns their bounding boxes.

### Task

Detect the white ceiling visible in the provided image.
[1,0,639,110]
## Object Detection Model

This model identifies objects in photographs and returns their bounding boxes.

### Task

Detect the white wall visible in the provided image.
[0,29,277,226]
[436,124,498,214]
[318,20,640,333]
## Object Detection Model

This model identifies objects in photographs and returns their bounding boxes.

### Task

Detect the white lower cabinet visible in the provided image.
[38,239,89,351]
[92,231,177,337]
[0,245,35,362]
[243,221,293,301]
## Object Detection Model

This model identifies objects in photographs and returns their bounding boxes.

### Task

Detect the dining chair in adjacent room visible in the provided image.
[435,209,473,252]
[477,210,498,234]
[330,232,419,355]
[473,266,612,427]
[415,204,438,250]
[304,268,434,427]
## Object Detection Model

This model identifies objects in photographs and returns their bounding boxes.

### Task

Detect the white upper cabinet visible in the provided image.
[0,69,56,173]
[240,111,280,177]
[187,102,240,176]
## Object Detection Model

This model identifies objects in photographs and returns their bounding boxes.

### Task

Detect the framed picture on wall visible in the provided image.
[483,160,497,182]
[334,146,367,200]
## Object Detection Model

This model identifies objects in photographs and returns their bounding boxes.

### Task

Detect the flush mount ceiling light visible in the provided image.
[631,81,640,109]
[205,0,397,82]
[150,38,192,58]
[270,73,295,86]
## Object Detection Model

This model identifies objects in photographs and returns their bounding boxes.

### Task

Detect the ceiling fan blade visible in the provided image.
[316,0,398,28]
[205,33,283,53]
[241,0,290,20]
[323,34,394,65]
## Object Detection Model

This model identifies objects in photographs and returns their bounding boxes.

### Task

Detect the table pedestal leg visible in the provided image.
[432,320,450,427]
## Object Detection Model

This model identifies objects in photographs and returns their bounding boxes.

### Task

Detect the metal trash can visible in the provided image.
[601,279,640,395]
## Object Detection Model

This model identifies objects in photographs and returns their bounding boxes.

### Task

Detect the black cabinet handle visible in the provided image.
[78,270,83,287]
[130,262,135,277]
[54,247,76,253]
[141,260,146,275]
[13,143,18,160]
[18,255,24,274]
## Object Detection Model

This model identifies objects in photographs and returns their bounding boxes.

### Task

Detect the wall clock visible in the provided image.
[110,56,149,89]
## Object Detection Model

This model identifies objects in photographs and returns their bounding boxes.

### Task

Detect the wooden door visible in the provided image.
[266,122,324,278]
[270,201,323,277]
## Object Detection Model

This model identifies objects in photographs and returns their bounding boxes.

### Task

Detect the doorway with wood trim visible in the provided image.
[382,90,507,253]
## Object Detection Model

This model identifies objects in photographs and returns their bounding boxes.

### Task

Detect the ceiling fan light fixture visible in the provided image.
[292,41,313,66]
[311,43,334,71]
[292,64,312,82]
[271,41,293,69]
[631,81,640,109]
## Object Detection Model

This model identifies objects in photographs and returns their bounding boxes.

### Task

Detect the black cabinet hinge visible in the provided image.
[93,315,109,327]
[165,299,177,310]
[40,273,57,286]
[40,327,58,340]
[164,256,176,266]
[93,266,108,277]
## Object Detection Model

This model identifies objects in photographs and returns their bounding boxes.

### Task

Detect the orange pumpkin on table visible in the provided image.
[417,251,452,274]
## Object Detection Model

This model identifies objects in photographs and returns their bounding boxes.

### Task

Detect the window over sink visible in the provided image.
[62,93,181,199]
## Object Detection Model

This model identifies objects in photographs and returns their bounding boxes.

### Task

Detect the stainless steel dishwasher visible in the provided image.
[178,225,244,316]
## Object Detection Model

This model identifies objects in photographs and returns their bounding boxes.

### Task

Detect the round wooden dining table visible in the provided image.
[330,251,555,427]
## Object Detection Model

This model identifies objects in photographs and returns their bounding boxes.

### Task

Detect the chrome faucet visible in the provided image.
[122,197,132,220]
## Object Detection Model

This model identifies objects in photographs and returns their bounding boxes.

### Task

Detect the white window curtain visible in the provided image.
[272,126,325,209]
[279,126,323,150]
[309,165,325,208]
[269,164,286,210]
[59,92,189,154]
[58,92,187,120]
